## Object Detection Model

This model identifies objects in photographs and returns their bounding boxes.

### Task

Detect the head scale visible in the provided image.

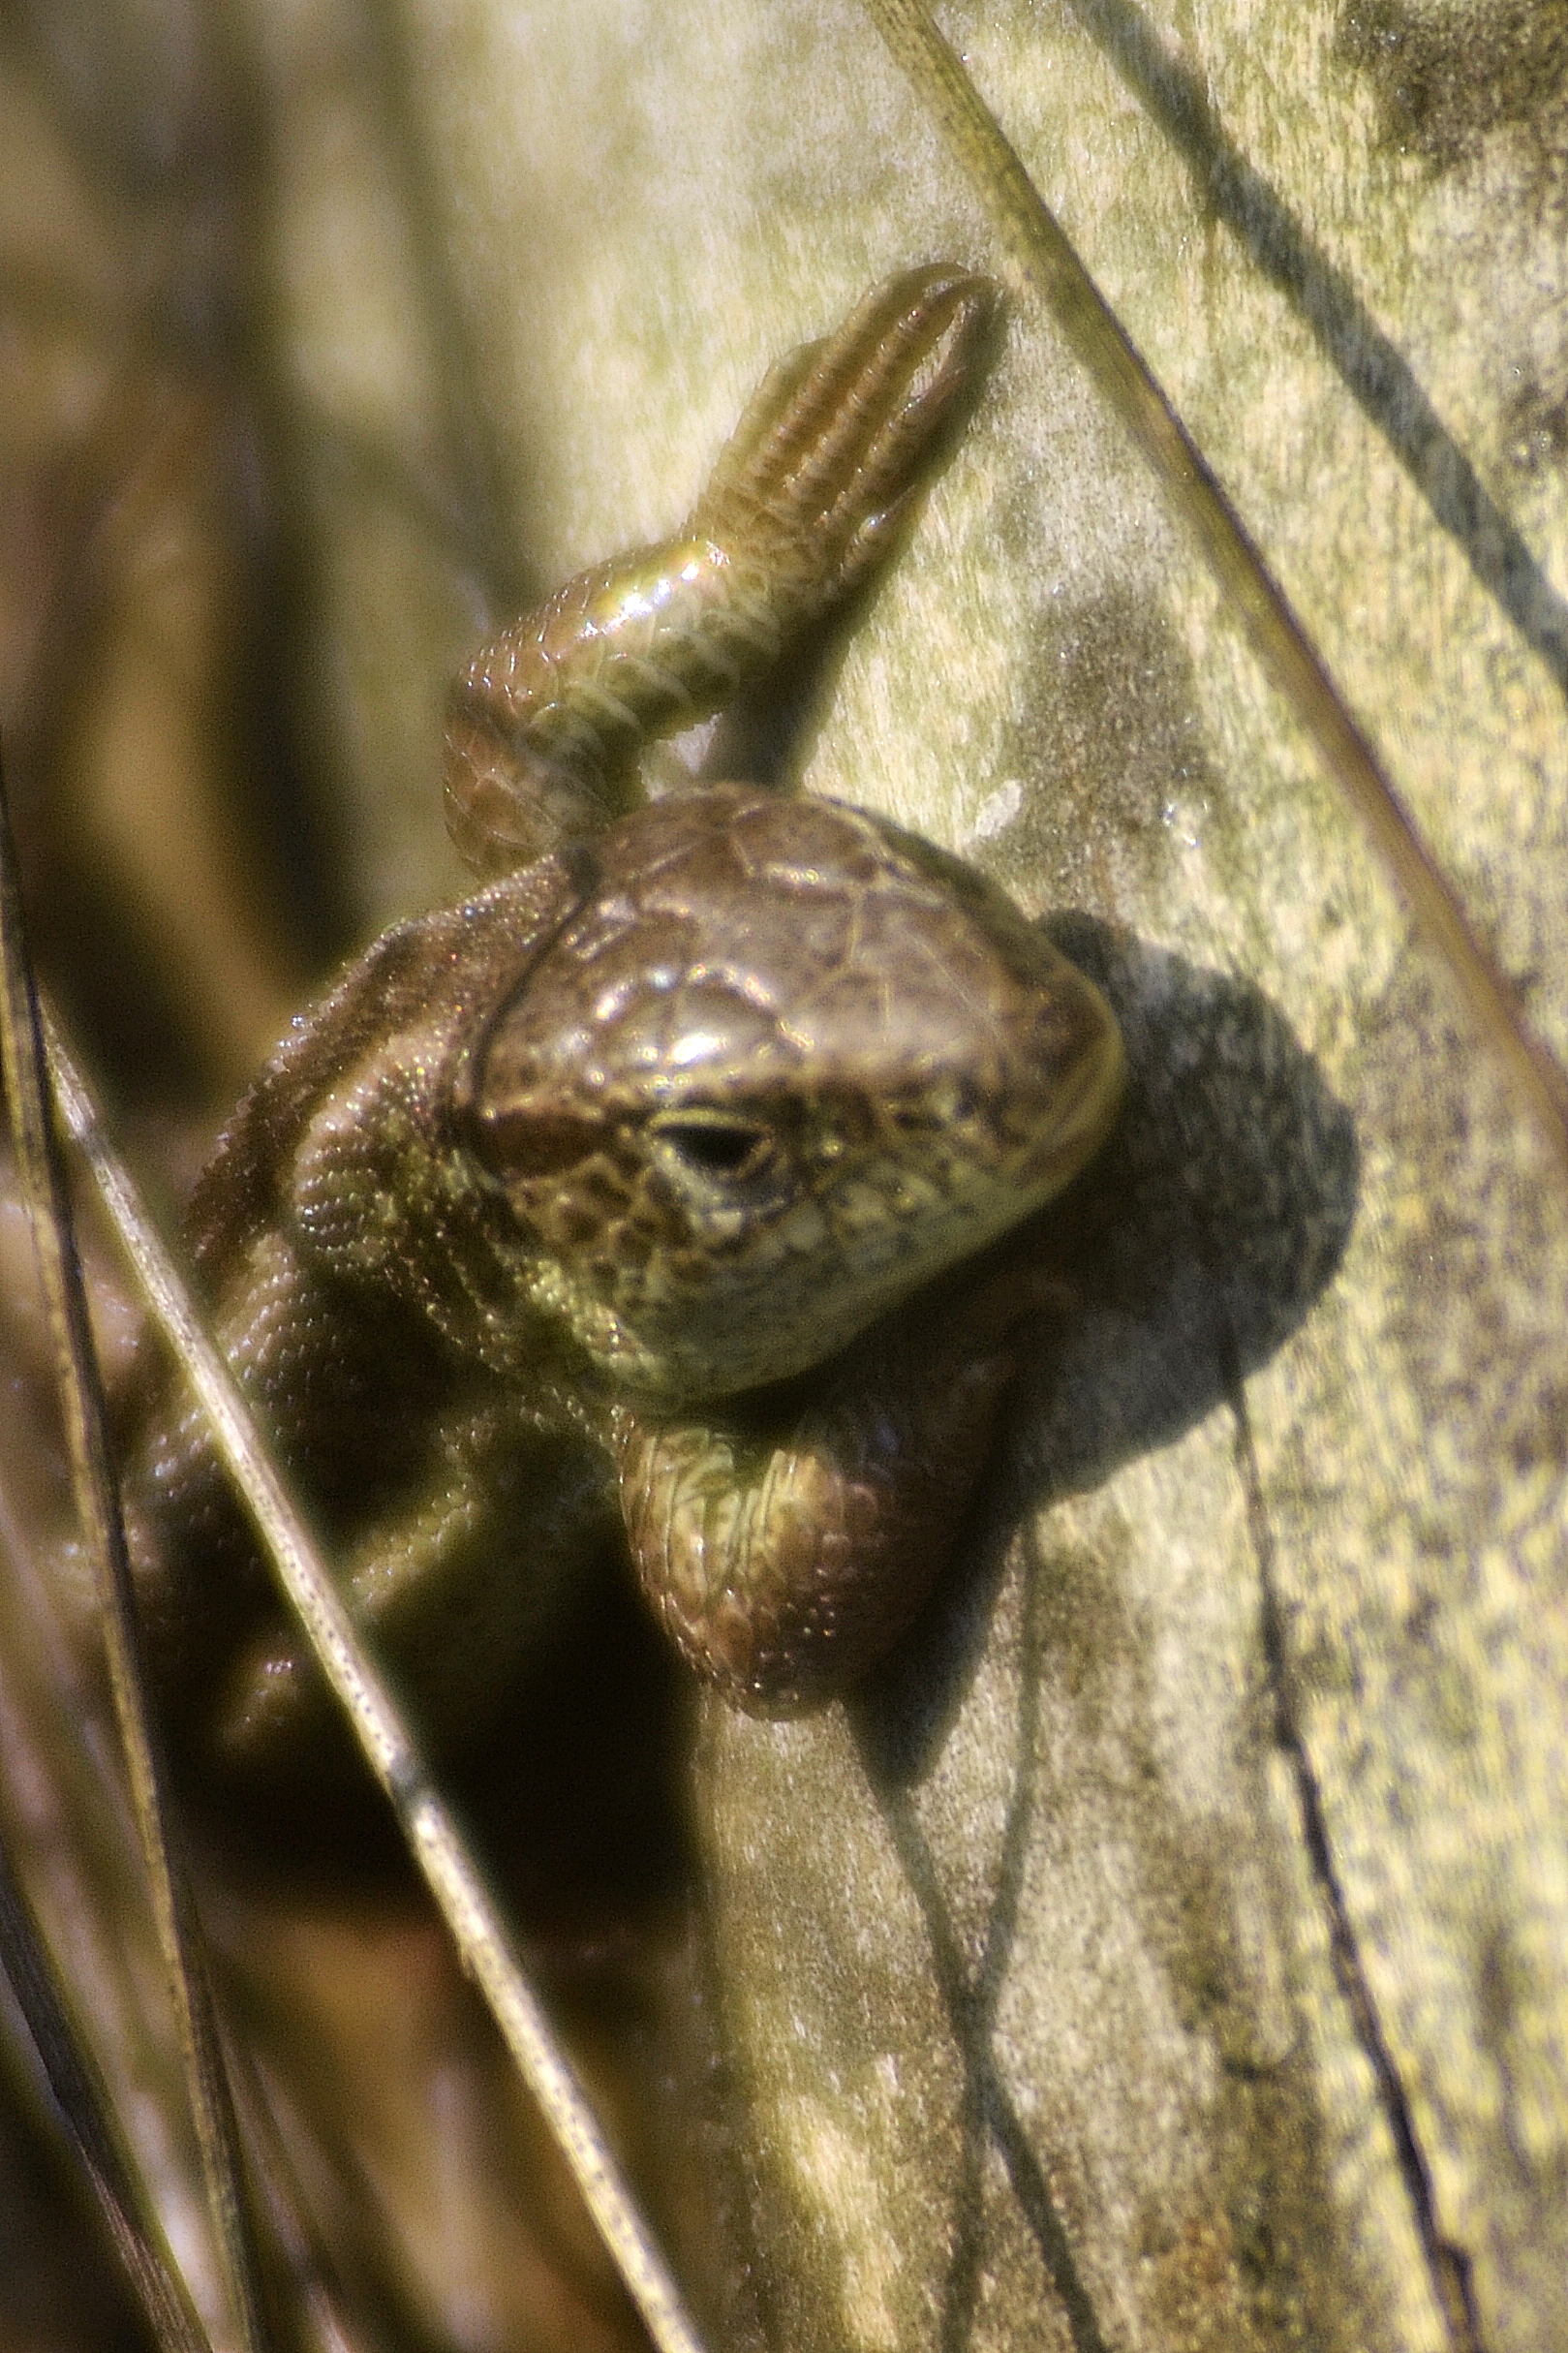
[455,785,1122,1400]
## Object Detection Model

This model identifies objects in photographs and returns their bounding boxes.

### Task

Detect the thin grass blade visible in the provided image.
[38,1018,711,2353]
[0,1821,213,2353]
[0,745,272,2353]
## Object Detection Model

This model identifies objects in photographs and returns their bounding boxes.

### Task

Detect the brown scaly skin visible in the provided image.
[122,267,1124,1777]
[445,265,999,870]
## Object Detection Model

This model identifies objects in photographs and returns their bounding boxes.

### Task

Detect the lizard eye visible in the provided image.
[650,1112,775,1184]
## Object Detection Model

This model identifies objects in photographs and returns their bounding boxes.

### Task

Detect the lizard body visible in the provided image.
[121,267,1124,1782]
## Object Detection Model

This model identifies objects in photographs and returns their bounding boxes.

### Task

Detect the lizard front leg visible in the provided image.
[611,1250,1076,1713]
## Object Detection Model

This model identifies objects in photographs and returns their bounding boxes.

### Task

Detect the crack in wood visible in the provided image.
[1224,1368,1490,2353]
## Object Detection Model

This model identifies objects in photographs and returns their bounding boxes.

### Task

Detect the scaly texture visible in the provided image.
[443,265,994,873]
[123,269,1122,1775]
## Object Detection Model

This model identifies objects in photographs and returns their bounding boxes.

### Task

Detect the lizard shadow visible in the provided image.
[859,911,1360,1782]
[846,920,1358,2349]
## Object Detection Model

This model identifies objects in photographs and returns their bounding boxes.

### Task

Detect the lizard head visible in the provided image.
[456,785,1123,1401]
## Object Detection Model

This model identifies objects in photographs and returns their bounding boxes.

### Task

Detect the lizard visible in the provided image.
[118,264,1126,1798]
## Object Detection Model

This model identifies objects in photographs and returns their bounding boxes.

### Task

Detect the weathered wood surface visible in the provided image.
[356,8,1561,2347]
[4,3,1565,2348]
